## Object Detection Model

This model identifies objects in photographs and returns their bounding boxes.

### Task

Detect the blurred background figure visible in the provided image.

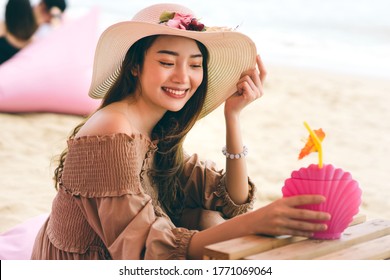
[0,0,38,64]
[33,0,67,27]
[32,0,67,36]
[0,0,67,64]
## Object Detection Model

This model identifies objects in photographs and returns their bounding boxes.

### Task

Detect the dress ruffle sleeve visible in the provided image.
[52,134,196,260]
[180,153,256,219]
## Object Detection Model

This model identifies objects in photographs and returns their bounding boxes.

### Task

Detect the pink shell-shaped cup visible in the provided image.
[282,164,362,239]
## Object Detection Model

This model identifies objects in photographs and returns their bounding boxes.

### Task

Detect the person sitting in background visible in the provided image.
[33,0,67,28]
[0,0,67,64]
[0,0,38,64]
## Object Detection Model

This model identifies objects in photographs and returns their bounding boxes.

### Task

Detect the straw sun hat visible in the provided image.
[88,3,257,118]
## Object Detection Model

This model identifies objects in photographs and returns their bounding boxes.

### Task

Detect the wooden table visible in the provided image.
[203,214,390,260]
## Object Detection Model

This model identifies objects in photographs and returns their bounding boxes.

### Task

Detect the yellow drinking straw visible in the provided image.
[303,121,323,168]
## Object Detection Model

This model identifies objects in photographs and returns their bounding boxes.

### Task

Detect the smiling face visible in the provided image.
[136,35,204,115]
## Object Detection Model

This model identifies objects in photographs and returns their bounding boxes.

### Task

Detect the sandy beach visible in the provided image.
[1,64,389,234]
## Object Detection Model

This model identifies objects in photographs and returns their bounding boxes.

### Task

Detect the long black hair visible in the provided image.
[6,0,38,40]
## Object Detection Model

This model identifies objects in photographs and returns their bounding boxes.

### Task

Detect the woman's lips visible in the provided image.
[162,87,188,98]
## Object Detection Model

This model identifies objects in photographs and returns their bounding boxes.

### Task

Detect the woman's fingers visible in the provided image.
[236,54,266,98]
[267,216,327,237]
[236,73,263,98]
[284,195,331,220]
[277,195,331,236]
[237,76,257,96]
[285,194,326,207]
[256,54,267,83]
[251,197,331,238]
[289,207,331,221]
[240,54,266,83]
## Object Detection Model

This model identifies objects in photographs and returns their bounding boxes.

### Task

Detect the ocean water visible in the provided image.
[1,0,390,78]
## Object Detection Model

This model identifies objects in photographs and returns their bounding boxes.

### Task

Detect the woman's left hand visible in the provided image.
[224,54,266,117]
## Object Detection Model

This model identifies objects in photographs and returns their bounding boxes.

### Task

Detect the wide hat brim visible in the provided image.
[88,21,257,118]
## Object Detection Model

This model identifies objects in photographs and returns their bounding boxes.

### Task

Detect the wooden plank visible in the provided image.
[203,214,366,260]
[314,234,390,260]
[203,235,305,260]
[245,219,390,260]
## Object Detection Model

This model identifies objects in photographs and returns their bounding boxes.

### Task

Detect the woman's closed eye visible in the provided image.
[159,61,174,67]
[190,63,202,69]
[159,61,202,69]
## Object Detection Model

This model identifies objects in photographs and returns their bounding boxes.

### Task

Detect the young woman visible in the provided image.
[31,3,330,260]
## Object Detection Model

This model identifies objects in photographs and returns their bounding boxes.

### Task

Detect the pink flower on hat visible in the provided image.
[187,18,205,31]
[167,13,192,29]
[160,12,205,31]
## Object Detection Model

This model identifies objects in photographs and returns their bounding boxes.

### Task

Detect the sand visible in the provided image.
[1,64,389,233]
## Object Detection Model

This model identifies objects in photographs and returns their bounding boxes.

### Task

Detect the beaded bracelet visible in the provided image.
[222,145,248,159]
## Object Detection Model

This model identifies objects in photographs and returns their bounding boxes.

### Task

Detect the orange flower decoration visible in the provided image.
[298,128,325,159]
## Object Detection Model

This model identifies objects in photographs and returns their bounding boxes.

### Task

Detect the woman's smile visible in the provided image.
[162,87,189,98]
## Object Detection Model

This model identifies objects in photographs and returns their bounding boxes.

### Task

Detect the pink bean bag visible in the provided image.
[0,9,100,115]
[0,214,48,260]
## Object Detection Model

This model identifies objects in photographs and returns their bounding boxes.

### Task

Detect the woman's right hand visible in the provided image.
[247,195,331,237]
[188,195,331,259]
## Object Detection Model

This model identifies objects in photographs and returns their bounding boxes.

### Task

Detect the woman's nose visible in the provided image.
[171,65,189,84]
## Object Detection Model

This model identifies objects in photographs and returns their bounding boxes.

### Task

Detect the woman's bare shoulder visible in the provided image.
[76,105,134,138]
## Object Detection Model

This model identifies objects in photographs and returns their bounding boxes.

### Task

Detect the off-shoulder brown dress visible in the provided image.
[31,133,255,260]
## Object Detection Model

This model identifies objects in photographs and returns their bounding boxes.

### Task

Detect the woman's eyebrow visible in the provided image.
[157,50,202,58]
